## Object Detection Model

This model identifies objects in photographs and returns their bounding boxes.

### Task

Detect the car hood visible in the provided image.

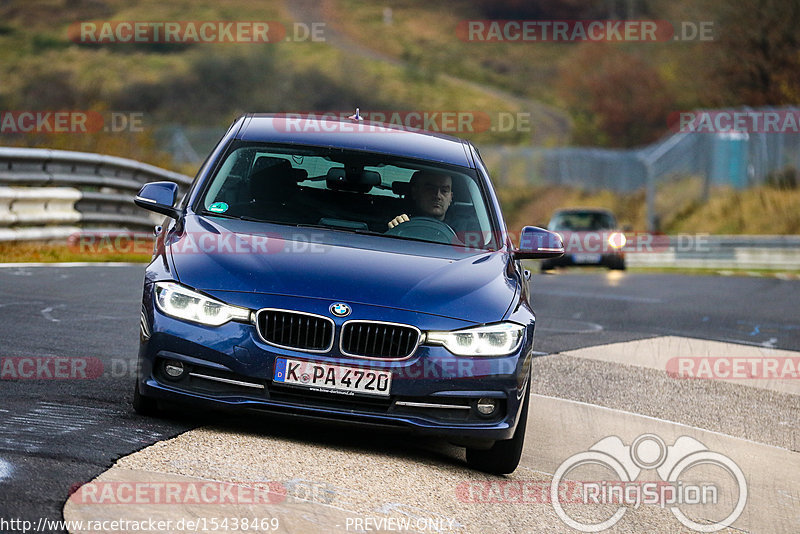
[167,216,518,324]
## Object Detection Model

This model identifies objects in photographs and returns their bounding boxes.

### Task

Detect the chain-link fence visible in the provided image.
[482,107,800,192]
[480,107,800,230]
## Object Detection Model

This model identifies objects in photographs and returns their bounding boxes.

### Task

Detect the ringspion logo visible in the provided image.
[551,434,747,532]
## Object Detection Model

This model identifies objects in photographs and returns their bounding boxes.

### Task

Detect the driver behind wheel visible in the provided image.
[387,170,453,229]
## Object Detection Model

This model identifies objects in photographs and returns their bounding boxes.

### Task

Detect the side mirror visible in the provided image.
[513,226,564,260]
[134,181,182,219]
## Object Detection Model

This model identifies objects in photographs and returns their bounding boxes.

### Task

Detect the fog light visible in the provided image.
[164,360,185,379]
[476,398,497,415]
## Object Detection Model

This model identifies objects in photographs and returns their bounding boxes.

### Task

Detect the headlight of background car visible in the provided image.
[154,282,250,326]
[426,323,525,356]
[607,232,627,249]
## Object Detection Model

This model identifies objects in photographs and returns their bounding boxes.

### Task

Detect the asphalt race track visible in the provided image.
[1,264,798,533]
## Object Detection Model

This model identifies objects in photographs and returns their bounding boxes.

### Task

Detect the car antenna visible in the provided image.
[348,108,363,121]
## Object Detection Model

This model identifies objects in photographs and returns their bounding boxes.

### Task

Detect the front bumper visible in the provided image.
[138,286,533,442]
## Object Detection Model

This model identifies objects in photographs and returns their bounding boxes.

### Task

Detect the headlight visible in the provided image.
[425,322,525,356]
[608,232,627,249]
[154,282,250,326]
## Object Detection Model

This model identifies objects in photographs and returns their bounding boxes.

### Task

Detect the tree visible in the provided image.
[558,43,675,146]
[707,0,800,105]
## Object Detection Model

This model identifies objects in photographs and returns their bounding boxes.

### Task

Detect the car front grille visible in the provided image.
[340,321,420,359]
[255,309,334,352]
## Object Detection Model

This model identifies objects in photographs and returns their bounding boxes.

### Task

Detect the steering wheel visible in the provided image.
[385,216,458,244]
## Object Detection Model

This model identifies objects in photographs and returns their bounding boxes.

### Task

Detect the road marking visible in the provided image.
[537,318,603,334]
[718,336,782,349]
[3,268,32,276]
[40,305,64,322]
[0,457,12,481]
[537,289,662,303]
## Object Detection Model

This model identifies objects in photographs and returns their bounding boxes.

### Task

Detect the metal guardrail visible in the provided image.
[625,235,800,270]
[0,147,193,241]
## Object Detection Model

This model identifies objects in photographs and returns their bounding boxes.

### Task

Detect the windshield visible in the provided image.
[197,143,499,250]
[550,211,617,231]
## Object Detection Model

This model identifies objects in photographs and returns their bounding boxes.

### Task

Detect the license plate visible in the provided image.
[572,253,602,264]
[273,358,391,397]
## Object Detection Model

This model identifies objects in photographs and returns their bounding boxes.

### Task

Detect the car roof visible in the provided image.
[236,113,474,167]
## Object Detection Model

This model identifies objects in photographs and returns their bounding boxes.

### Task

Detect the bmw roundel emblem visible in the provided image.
[330,302,351,317]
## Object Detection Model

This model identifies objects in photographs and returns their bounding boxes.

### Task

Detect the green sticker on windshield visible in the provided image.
[208,202,229,213]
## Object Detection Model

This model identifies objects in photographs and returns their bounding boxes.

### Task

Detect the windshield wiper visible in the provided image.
[292,223,381,235]
[200,211,269,223]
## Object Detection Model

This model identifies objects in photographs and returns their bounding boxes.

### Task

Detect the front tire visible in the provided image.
[466,378,530,475]
[608,257,626,270]
[133,379,159,416]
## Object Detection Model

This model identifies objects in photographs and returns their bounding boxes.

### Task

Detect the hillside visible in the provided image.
[0,0,543,171]
[0,0,739,165]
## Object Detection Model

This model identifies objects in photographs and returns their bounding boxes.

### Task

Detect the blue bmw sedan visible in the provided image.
[133,114,563,474]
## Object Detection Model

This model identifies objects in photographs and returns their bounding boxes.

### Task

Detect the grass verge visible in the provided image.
[0,242,151,263]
